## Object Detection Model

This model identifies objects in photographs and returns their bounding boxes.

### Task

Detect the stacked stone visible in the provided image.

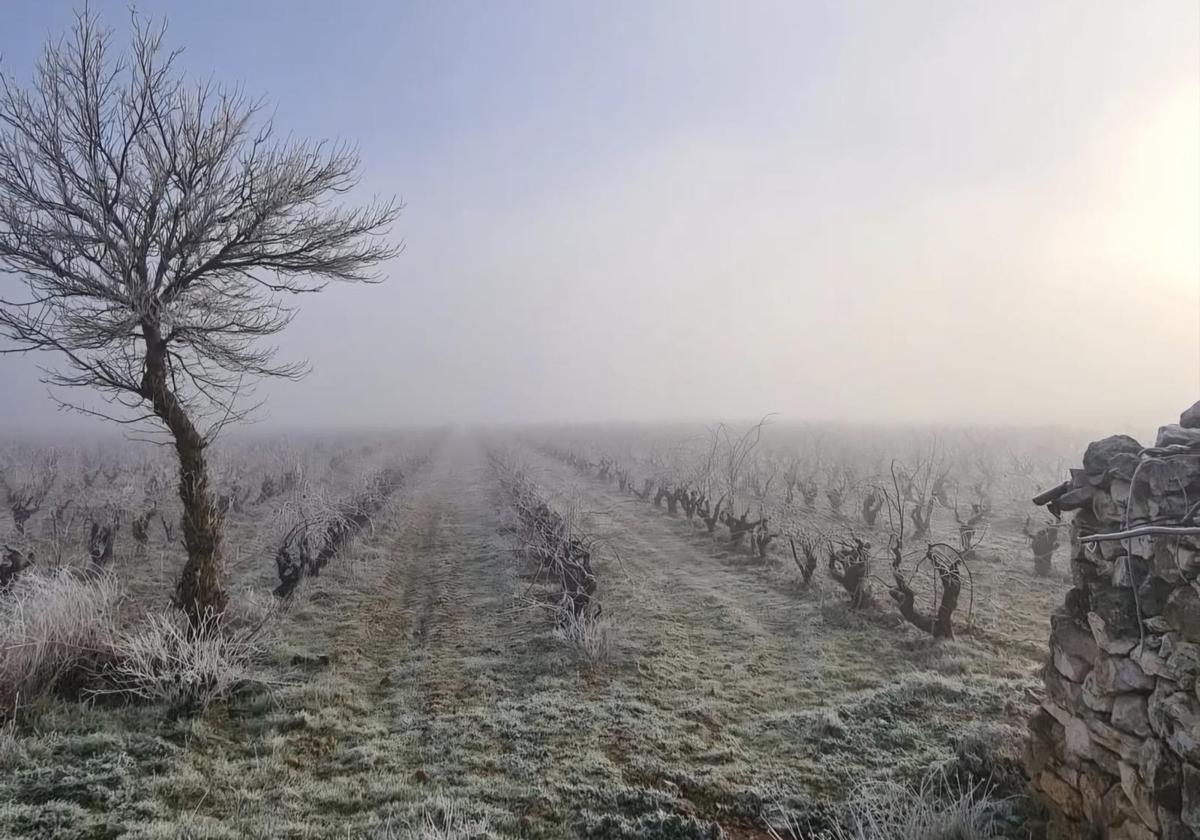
[1027,402,1200,840]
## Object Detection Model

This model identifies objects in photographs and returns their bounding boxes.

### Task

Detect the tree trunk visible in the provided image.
[1034,551,1053,577]
[890,574,935,634]
[934,569,961,639]
[890,564,960,639]
[141,323,227,631]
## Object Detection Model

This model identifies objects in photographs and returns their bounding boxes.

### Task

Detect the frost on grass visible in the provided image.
[0,723,177,839]
[0,567,268,716]
[574,809,722,840]
[0,568,122,711]
[554,608,614,665]
[767,771,1002,840]
[406,792,497,839]
[103,609,262,710]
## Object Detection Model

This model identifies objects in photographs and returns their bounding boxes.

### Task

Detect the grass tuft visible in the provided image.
[0,568,122,713]
[408,792,497,839]
[555,608,614,665]
[99,609,262,710]
[768,770,1002,840]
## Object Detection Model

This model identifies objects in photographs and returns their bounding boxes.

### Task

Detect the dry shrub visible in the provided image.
[1,569,266,715]
[103,609,261,710]
[769,771,1000,840]
[554,608,613,665]
[411,792,494,839]
[0,568,122,712]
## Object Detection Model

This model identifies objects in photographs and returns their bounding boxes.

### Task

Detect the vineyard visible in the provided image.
[1,3,1195,836]
[0,421,1089,838]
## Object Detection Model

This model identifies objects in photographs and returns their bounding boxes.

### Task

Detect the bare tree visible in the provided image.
[1023,515,1061,577]
[783,457,799,504]
[788,533,819,585]
[953,501,989,561]
[0,12,401,630]
[269,469,403,599]
[859,485,884,527]
[827,536,873,609]
[130,500,157,554]
[711,415,772,512]
[897,440,944,540]
[909,496,935,539]
[0,544,34,590]
[697,492,725,534]
[889,543,967,640]
[0,451,58,534]
[825,467,851,517]
[798,476,819,508]
[87,517,119,571]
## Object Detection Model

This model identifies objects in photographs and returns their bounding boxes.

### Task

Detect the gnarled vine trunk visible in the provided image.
[142,324,226,630]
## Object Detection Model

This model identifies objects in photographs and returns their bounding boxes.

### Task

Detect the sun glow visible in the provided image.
[1109,87,1200,291]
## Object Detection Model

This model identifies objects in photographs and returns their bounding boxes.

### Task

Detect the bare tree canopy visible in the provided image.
[0,9,401,628]
[0,9,402,434]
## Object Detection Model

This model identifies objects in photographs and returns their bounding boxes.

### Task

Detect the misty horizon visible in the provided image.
[2,0,1197,437]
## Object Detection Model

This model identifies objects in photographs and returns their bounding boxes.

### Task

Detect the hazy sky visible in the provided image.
[2,1,1198,436]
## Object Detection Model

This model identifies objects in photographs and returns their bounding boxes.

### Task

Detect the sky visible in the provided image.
[1,0,1197,438]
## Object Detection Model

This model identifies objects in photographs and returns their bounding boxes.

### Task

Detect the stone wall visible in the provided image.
[1027,403,1200,839]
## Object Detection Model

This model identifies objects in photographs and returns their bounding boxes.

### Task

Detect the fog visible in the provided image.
[2,0,1197,438]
